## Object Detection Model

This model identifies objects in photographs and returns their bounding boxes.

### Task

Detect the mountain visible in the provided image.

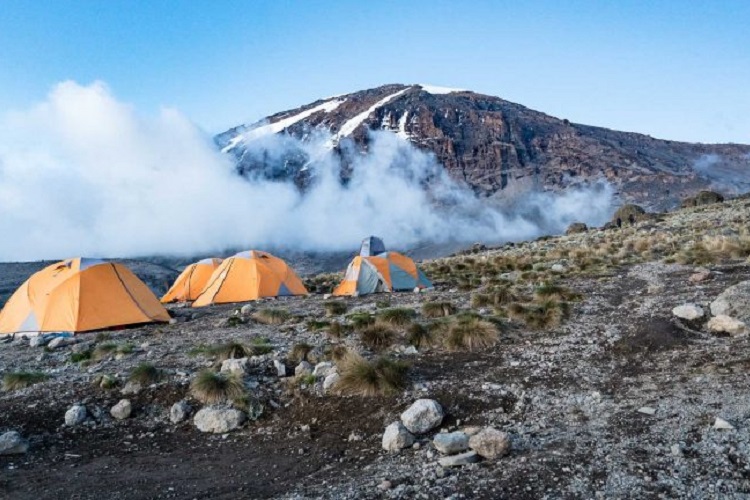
[216,84,750,209]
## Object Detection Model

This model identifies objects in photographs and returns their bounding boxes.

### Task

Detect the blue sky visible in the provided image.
[1,0,748,143]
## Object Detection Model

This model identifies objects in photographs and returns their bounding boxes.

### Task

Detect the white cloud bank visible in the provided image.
[0,81,615,262]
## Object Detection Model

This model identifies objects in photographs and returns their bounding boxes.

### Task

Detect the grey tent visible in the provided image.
[359,236,386,257]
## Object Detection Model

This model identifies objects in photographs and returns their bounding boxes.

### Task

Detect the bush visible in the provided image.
[2,371,48,391]
[337,353,409,396]
[443,317,499,351]
[377,308,416,326]
[253,308,291,325]
[128,363,161,385]
[324,301,348,317]
[70,350,92,363]
[190,370,245,404]
[359,324,397,351]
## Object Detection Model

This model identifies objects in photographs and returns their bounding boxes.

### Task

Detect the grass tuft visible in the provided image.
[252,308,291,325]
[336,353,409,396]
[190,370,245,404]
[407,323,433,348]
[443,317,499,351]
[377,308,416,326]
[288,343,313,364]
[128,363,161,385]
[324,301,348,317]
[422,301,456,318]
[359,323,397,351]
[2,371,49,391]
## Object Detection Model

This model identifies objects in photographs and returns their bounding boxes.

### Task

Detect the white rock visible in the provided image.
[65,404,87,426]
[438,451,480,467]
[110,399,132,420]
[121,381,142,395]
[671,444,682,456]
[313,362,334,378]
[323,372,340,392]
[382,421,415,451]
[170,401,192,424]
[240,304,254,316]
[713,417,735,430]
[551,264,566,273]
[403,346,418,355]
[29,336,48,347]
[433,432,469,455]
[48,336,76,349]
[711,281,750,323]
[638,406,656,415]
[707,315,748,336]
[671,304,705,321]
[295,361,313,377]
[0,431,29,455]
[323,294,332,300]
[193,407,246,433]
[273,359,287,377]
[400,399,444,434]
[468,427,510,459]
[220,357,249,376]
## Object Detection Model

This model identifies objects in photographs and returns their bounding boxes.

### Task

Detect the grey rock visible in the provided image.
[273,359,287,377]
[672,304,705,321]
[438,451,480,467]
[433,432,469,455]
[313,362,334,378]
[170,401,192,424]
[220,357,249,376]
[29,336,48,347]
[240,304,254,316]
[711,281,750,323]
[193,407,246,433]
[110,399,132,420]
[468,427,510,459]
[295,361,313,377]
[382,421,415,451]
[400,399,444,434]
[48,336,76,349]
[0,431,29,455]
[65,404,87,426]
[713,417,735,430]
[323,372,340,392]
[121,381,142,395]
[707,315,748,336]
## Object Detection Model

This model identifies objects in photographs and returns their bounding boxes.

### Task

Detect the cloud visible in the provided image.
[0,81,616,262]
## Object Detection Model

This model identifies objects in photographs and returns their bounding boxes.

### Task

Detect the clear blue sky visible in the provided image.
[1,0,748,143]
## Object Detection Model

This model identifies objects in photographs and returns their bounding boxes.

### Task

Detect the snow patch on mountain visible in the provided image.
[222,98,345,152]
[418,84,465,94]
[397,111,410,140]
[332,88,409,145]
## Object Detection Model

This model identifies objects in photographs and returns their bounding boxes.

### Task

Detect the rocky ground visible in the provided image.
[2,198,750,499]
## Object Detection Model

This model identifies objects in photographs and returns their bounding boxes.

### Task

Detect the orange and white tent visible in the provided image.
[192,250,307,307]
[161,258,222,303]
[333,251,432,296]
[0,258,170,335]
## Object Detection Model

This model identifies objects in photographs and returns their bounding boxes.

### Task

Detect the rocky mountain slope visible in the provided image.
[217,84,750,209]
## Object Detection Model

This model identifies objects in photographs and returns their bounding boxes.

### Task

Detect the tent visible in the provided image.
[161,258,223,303]
[192,250,308,307]
[333,251,432,296]
[0,258,170,335]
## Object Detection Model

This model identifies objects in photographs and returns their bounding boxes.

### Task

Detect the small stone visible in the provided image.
[671,304,704,321]
[121,381,142,395]
[400,399,444,434]
[240,304,254,316]
[438,451,480,467]
[110,399,132,420]
[403,346,418,355]
[295,361,313,377]
[0,431,29,455]
[48,336,76,349]
[551,263,566,273]
[671,444,682,456]
[468,427,510,459]
[713,417,735,430]
[273,360,287,377]
[433,432,469,455]
[689,271,711,283]
[313,362,334,378]
[65,404,87,426]
[220,357,249,376]
[707,315,748,336]
[170,401,192,424]
[323,372,340,392]
[323,294,332,300]
[29,336,48,347]
[193,407,246,433]
[461,426,482,436]
[378,480,392,491]
[638,406,656,415]
[382,421,415,451]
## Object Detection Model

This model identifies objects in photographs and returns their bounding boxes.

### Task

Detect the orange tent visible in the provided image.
[333,251,432,296]
[161,258,222,303]
[192,250,308,307]
[0,258,170,335]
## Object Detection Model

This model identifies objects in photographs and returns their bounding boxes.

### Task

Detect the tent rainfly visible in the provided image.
[161,258,223,303]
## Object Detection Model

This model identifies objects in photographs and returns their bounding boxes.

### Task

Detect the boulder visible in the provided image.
[438,451,480,467]
[295,361,313,377]
[681,190,724,208]
[713,417,735,430]
[313,362,335,378]
[121,381,142,395]
[689,270,711,283]
[433,432,469,455]
[110,399,132,420]
[323,372,340,392]
[193,407,246,433]
[382,421,415,451]
[400,399,444,434]
[220,357,249,377]
[0,431,29,455]
[565,222,588,235]
[710,281,750,324]
[707,315,748,336]
[65,404,87,426]
[273,359,287,377]
[48,336,76,350]
[29,336,48,347]
[170,401,192,424]
[672,304,705,321]
[468,427,510,459]
[551,264,566,273]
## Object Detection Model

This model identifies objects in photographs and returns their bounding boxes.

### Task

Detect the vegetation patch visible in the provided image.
[190,370,245,404]
[337,353,408,396]
[253,308,291,325]
[377,307,416,326]
[359,323,397,351]
[128,363,161,385]
[2,371,49,391]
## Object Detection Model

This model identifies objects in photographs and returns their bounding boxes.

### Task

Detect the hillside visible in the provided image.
[217,84,750,210]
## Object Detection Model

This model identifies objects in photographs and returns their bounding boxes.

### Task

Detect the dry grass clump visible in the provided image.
[2,371,49,391]
[377,307,416,326]
[407,323,433,348]
[306,319,330,331]
[443,317,499,351]
[92,342,133,361]
[508,300,568,329]
[472,286,518,308]
[324,301,348,317]
[359,323,397,351]
[202,341,252,360]
[336,353,409,396]
[190,370,245,404]
[128,363,161,385]
[702,235,750,259]
[422,301,456,318]
[347,311,375,329]
[288,343,313,364]
[533,283,581,302]
[252,308,291,325]
[324,345,349,362]
[327,320,351,338]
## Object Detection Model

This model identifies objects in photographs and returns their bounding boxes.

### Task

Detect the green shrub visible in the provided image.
[2,371,48,391]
